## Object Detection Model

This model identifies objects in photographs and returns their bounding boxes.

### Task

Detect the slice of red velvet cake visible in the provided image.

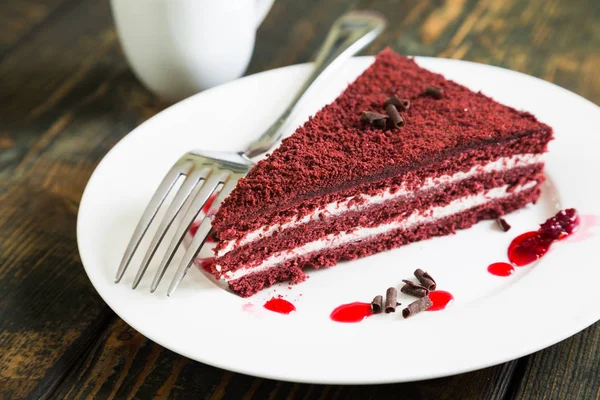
[209,49,553,297]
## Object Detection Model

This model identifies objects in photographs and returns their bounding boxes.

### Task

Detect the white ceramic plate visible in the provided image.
[78,57,600,384]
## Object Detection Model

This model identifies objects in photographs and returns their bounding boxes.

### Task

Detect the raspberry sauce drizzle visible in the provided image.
[487,209,581,276]
[202,192,218,214]
[427,291,454,311]
[330,302,373,323]
[487,262,515,276]
[196,257,214,273]
[508,208,579,267]
[507,231,551,266]
[189,193,219,242]
[566,214,600,243]
[189,220,199,237]
[263,298,296,314]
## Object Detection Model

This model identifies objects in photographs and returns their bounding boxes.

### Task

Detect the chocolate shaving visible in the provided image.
[402,296,433,318]
[414,269,436,291]
[401,280,429,298]
[385,104,405,129]
[361,111,387,129]
[384,287,398,313]
[424,86,444,99]
[384,94,410,111]
[496,217,511,232]
[371,295,383,314]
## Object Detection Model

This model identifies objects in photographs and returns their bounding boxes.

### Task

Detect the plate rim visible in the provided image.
[77,56,600,384]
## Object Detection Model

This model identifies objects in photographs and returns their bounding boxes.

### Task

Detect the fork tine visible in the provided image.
[147,184,208,293]
[131,167,211,289]
[149,172,228,292]
[115,158,194,283]
[167,177,238,296]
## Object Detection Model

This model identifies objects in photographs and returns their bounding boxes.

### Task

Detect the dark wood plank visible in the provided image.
[247,0,358,73]
[0,0,164,398]
[0,0,72,59]
[1,0,599,398]
[511,323,600,399]
[360,0,600,104]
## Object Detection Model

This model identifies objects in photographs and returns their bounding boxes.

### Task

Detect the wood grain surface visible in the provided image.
[0,0,598,399]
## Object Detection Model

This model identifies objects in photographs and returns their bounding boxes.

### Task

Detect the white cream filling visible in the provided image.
[218,154,543,257]
[221,181,537,281]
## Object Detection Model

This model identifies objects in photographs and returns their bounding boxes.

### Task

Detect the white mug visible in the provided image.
[110,0,274,102]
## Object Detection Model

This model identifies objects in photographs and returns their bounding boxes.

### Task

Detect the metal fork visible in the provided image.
[114,11,386,295]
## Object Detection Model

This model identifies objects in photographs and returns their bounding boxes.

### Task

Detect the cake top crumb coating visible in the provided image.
[213,49,552,228]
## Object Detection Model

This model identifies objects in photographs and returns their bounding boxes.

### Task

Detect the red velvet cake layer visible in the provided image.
[213,49,552,237]
[215,135,548,244]
[209,48,553,297]
[228,187,540,297]
[213,165,544,274]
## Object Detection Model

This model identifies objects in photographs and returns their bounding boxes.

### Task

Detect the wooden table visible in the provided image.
[1,0,599,398]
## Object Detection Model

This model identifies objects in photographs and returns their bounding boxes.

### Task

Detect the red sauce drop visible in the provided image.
[188,193,219,242]
[507,209,580,267]
[427,291,454,311]
[330,302,373,323]
[487,262,515,276]
[507,231,551,266]
[539,208,579,240]
[189,220,201,237]
[202,193,218,214]
[196,257,214,273]
[489,209,582,273]
[263,297,296,314]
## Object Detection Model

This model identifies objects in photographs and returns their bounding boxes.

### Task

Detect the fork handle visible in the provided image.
[242,11,386,159]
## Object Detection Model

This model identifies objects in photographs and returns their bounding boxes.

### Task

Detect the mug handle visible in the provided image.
[255,0,274,27]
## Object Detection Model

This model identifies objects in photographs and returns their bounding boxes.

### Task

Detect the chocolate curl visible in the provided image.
[402,297,433,318]
[385,104,406,129]
[496,218,511,232]
[384,287,398,313]
[401,280,429,298]
[361,111,387,129]
[424,86,444,99]
[371,295,383,314]
[384,94,410,111]
[414,269,436,291]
